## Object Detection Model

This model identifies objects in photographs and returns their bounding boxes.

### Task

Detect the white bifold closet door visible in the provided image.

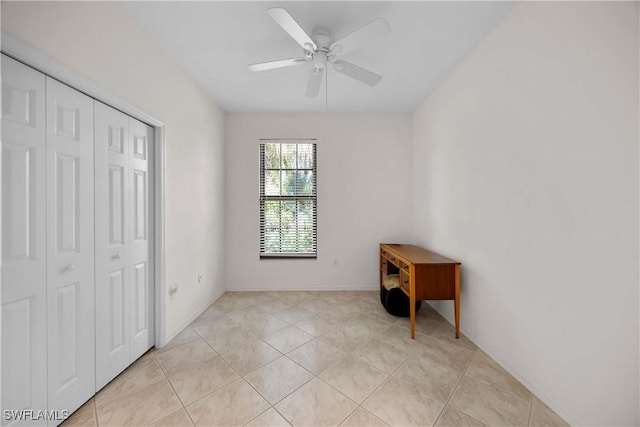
[45,77,96,418]
[1,55,48,426]
[95,102,154,391]
[1,54,154,426]
[127,114,154,362]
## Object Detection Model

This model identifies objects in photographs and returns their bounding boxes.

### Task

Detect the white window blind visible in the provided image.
[259,140,317,258]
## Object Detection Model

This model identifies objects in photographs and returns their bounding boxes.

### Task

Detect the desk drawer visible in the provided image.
[398,257,411,273]
[399,270,410,294]
[381,256,400,275]
[380,256,388,271]
[387,252,399,266]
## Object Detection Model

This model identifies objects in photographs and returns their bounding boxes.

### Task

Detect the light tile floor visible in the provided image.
[63,291,569,427]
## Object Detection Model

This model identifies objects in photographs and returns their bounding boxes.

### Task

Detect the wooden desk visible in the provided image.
[380,243,461,339]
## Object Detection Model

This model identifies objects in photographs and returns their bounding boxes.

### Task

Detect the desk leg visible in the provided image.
[410,278,416,339]
[454,264,460,339]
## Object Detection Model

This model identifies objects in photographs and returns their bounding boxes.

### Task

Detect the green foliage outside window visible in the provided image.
[260,142,317,256]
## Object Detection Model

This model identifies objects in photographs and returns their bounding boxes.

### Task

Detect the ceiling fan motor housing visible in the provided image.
[312,28,332,51]
[311,29,334,69]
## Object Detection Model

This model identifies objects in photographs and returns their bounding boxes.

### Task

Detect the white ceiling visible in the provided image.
[121,1,513,113]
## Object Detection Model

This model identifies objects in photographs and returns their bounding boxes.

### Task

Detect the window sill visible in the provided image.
[260,253,317,259]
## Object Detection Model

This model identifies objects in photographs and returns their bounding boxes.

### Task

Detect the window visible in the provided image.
[260,140,317,258]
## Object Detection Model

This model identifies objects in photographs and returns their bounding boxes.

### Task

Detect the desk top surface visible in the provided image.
[381,243,460,265]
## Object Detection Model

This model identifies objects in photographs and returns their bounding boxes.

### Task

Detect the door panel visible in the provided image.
[129,118,154,360]
[94,101,130,391]
[2,144,35,261]
[1,54,47,426]
[54,153,79,253]
[109,165,125,245]
[56,282,79,388]
[54,104,80,140]
[2,298,35,422]
[109,270,126,349]
[133,134,147,160]
[2,80,37,126]
[46,77,95,419]
[133,261,148,336]
[133,170,147,241]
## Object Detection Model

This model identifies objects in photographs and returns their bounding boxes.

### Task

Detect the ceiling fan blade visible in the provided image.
[332,60,382,86]
[330,18,390,55]
[248,58,307,72]
[268,8,317,51]
[306,66,325,97]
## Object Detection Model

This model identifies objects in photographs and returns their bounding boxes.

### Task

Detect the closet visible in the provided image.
[1,54,154,426]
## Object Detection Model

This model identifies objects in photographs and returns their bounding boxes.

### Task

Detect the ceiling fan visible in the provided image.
[249,8,390,97]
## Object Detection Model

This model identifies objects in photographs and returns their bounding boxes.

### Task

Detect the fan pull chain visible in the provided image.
[325,69,329,110]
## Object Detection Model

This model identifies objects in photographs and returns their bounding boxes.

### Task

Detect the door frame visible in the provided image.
[2,32,168,347]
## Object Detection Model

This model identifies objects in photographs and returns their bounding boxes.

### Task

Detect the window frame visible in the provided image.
[259,139,317,259]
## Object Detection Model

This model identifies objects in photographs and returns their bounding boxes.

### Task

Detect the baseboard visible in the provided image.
[228,285,379,292]
[161,287,226,347]
[425,302,577,426]
[471,342,577,426]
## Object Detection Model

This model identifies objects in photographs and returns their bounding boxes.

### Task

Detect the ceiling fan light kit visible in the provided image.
[248,7,390,98]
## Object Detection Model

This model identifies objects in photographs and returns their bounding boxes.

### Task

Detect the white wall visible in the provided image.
[411,2,639,425]
[225,114,412,290]
[1,2,227,341]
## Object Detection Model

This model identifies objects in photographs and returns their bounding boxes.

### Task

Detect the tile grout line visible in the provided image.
[233,350,315,425]
[342,348,413,424]
[527,391,535,426]
[250,304,373,425]
[269,405,293,427]
[335,403,359,427]
[462,349,536,408]
[270,358,317,403]
[126,297,262,424]
[431,346,480,426]
[185,329,272,424]
[150,347,197,427]
[327,327,448,427]
[92,397,98,427]
[93,354,173,426]
[185,298,302,425]
[305,374,361,426]
[241,405,271,427]
[153,332,263,424]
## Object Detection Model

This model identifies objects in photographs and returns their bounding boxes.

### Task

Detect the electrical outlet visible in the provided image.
[169,284,178,300]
